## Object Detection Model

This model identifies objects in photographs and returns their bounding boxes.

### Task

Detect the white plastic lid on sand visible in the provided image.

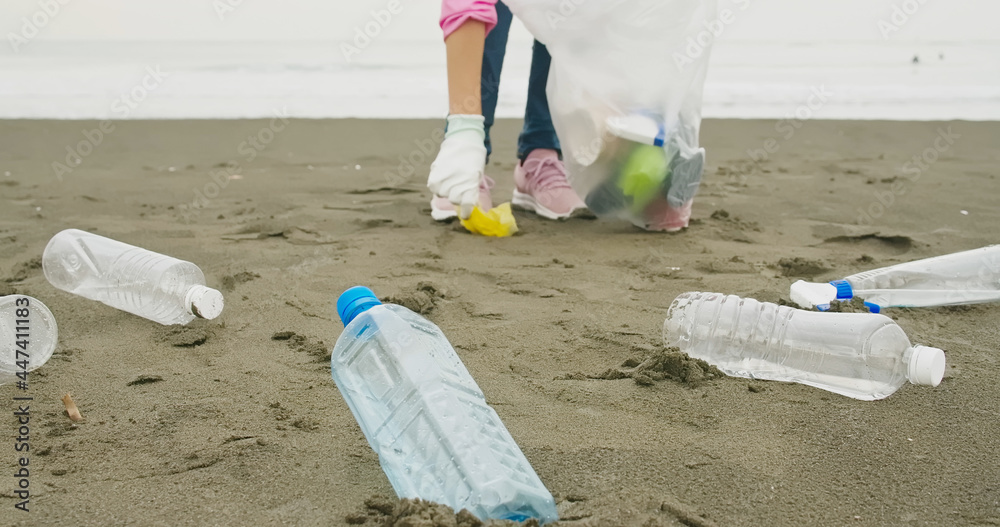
[0,295,58,385]
[907,345,946,386]
[186,285,225,320]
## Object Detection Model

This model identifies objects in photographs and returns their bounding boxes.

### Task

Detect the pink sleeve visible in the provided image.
[440,0,498,40]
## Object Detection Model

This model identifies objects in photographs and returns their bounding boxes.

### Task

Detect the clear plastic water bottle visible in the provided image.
[0,295,58,386]
[664,292,946,401]
[42,229,223,325]
[330,286,558,523]
[791,245,1000,310]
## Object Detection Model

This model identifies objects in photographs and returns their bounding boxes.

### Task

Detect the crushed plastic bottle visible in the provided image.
[664,292,946,400]
[0,295,58,386]
[330,286,558,523]
[42,229,223,325]
[791,245,1000,311]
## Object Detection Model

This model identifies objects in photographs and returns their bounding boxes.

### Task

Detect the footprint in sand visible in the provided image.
[385,282,445,315]
[775,256,831,279]
[220,271,260,292]
[7,256,42,282]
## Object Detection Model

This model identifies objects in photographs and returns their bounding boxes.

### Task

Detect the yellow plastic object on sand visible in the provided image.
[460,203,519,237]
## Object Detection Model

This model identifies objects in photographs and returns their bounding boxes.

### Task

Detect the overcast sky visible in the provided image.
[3,0,997,43]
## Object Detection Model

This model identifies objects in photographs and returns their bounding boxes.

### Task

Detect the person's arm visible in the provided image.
[439,0,497,114]
[445,20,485,115]
[427,3,497,219]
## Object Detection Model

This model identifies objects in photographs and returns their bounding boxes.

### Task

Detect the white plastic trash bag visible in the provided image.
[505,0,717,230]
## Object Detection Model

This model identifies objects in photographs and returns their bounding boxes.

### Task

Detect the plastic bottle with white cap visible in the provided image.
[0,295,58,385]
[664,292,946,401]
[790,245,1000,311]
[42,229,223,325]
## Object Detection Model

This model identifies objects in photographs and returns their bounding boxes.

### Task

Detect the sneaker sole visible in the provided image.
[430,206,458,222]
[646,223,687,233]
[512,190,585,221]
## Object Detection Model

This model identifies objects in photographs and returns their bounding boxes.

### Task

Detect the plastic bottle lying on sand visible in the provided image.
[663,292,946,400]
[42,229,223,326]
[791,245,1000,311]
[0,295,58,386]
[331,286,558,523]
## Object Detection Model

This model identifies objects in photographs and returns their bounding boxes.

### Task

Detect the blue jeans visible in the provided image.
[481,1,560,161]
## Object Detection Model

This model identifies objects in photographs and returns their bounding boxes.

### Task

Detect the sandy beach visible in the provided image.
[2,118,999,526]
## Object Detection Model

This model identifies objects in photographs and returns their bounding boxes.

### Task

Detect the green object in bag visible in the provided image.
[617,144,669,213]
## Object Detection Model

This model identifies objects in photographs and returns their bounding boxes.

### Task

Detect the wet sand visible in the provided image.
[1,118,999,526]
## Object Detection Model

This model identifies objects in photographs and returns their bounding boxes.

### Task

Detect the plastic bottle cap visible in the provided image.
[829,280,854,300]
[908,345,946,387]
[337,286,382,326]
[187,286,224,320]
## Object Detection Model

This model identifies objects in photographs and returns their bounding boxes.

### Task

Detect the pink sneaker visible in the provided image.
[430,176,495,221]
[643,198,693,232]
[512,149,588,220]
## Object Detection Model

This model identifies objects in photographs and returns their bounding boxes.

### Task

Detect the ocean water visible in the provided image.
[1,40,997,120]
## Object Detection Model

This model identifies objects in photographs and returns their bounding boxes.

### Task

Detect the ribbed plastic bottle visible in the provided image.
[42,229,223,325]
[664,292,946,401]
[0,295,58,386]
[330,286,558,523]
[791,245,1000,310]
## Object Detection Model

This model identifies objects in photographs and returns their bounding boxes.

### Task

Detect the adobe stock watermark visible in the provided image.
[341,0,404,63]
[51,65,170,181]
[187,108,290,212]
[545,0,591,28]
[567,135,606,170]
[856,126,959,225]
[7,0,73,52]
[673,0,752,70]
[383,79,502,188]
[213,0,248,21]
[725,85,833,185]
[877,0,929,40]
[384,127,445,187]
[614,246,683,291]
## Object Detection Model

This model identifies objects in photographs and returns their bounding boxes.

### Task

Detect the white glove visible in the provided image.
[428,114,487,219]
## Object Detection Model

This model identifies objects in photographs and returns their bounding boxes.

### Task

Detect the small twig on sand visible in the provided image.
[62,393,84,422]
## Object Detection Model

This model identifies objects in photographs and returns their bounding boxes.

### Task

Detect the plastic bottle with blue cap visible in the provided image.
[790,245,1000,311]
[330,286,558,523]
[664,292,946,400]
